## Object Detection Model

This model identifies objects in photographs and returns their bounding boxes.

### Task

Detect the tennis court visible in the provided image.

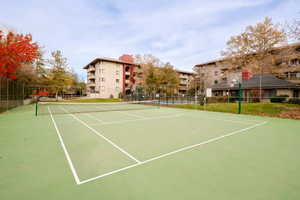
[1,102,300,200]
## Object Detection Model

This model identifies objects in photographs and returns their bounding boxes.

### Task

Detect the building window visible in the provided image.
[290,59,300,66]
[214,71,218,76]
[201,73,205,77]
[101,77,105,82]
[214,80,218,84]
[116,79,119,83]
[116,70,119,75]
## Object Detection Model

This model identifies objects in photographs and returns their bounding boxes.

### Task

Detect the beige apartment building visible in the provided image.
[194,42,300,88]
[83,56,140,98]
[175,69,196,95]
[83,54,196,98]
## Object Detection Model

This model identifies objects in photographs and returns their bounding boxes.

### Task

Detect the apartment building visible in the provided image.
[83,55,140,98]
[175,69,196,95]
[194,42,300,88]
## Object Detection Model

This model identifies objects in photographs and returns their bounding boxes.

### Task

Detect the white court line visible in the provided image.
[195,110,264,123]
[60,107,141,164]
[197,116,254,125]
[79,121,268,185]
[85,113,104,123]
[88,111,255,127]
[116,111,147,119]
[48,107,81,185]
[89,114,184,126]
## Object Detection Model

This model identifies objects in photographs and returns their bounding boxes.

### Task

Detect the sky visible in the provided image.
[0,0,299,80]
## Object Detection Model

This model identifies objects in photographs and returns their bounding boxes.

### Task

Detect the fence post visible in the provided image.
[238,83,242,114]
[6,78,9,111]
[22,83,25,105]
[0,77,1,111]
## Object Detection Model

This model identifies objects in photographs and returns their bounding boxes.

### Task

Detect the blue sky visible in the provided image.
[1,0,299,80]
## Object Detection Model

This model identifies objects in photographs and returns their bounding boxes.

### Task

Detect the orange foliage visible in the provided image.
[0,30,39,79]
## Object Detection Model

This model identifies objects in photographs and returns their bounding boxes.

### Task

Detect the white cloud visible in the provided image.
[0,0,298,77]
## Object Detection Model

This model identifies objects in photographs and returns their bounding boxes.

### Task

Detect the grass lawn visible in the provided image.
[170,102,300,119]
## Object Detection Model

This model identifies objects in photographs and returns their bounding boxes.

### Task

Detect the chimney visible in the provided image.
[242,69,252,81]
[119,54,134,63]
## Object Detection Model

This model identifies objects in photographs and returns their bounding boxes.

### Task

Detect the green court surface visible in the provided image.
[1,104,300,200]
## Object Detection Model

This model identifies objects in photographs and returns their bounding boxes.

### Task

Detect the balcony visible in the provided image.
[125,71,130,75]
[178,86,188,90]
[179,75,188,78]
[88,67,96,72]
[87,82,96,87]
[88,74,96,79]
[180,80,188,84]
[283,72,300,80]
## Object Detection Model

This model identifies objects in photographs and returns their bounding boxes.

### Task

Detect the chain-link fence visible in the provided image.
[0,77,32,113]
[123,94,300,120]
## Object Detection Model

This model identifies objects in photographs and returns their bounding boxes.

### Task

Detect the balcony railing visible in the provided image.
[88,74,96,79]
[178,86,188,90]
[88,67,96,72]
[87,82,96,87]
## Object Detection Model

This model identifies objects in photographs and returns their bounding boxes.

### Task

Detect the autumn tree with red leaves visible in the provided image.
[0,30,40,79]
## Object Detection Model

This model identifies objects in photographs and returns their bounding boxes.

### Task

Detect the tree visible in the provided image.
[288,18,300,41]
[134,54,179,96]
[134,54,163,95]
[134,54,163,67]
[222,17,286,100]
[0,30,39,79]
[34,47,47,82]
[144,65,160,95]
[47,50,75,99]
[15,46,47,84]
[157,62,179,96]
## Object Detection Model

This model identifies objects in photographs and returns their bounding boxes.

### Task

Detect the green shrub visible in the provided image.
[288,98,300,105]
[270,95,289,103]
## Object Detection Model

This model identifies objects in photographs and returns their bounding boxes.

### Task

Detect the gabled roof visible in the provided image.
[210,74,298,90]
[83,57,139,69]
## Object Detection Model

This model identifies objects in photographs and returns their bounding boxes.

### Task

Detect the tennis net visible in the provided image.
[36,100,159,116]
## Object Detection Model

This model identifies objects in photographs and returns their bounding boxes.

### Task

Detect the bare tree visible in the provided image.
[133,54,163,95]
[288,18,300,41]
[222,17,287,100]
[133,54,179,96]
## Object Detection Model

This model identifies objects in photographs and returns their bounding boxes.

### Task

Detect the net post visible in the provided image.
[35,96,39,116]
[35,101,38,116]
